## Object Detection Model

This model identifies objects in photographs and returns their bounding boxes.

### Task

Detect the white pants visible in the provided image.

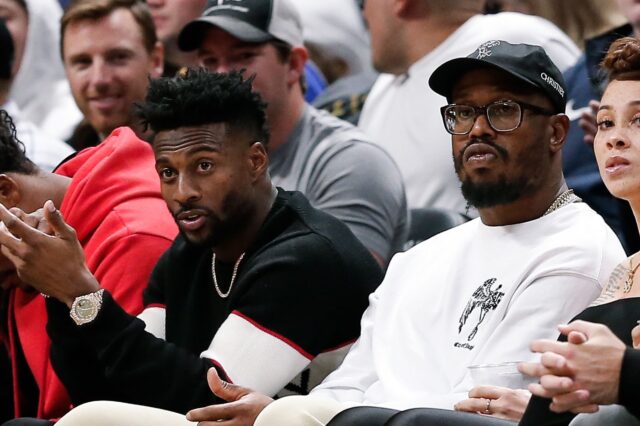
[55,401,194,426]
[254,395,354,426]
[55,396,354,426]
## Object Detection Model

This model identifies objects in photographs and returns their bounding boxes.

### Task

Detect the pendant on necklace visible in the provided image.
[625,258,639,293]
[624,274,633,293]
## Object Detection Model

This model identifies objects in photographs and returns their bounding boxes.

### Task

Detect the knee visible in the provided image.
[255,395,346,426]
[56,401,118,426]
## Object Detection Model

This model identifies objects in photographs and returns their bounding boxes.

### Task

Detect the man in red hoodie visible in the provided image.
[0,109,177,423]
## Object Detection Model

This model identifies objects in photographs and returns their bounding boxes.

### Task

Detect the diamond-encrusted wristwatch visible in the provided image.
[70,289,105,326]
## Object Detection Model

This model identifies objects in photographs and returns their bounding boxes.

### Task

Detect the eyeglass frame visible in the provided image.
[440,100,556,135]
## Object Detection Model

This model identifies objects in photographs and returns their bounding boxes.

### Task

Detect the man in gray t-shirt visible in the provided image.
[270,105,407,261]
[177,0,408,265]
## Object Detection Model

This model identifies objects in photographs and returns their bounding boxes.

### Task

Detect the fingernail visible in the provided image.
[46,200,55,213]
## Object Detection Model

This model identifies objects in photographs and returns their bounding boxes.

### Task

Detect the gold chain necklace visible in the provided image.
[211,252,245,298]
[543,189,581,216]
[624,257,640,293]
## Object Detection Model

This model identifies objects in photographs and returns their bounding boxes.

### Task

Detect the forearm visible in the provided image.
[618,348,640,418]
[47,292,222,413]
[48,326,120,405]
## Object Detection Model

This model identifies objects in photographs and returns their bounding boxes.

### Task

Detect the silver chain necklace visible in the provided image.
[543,189,581,216]
[211,252,245,298]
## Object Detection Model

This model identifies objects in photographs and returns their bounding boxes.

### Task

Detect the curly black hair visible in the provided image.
[602,37,640,81]
[0,110,36,174]
[135,69,270,145]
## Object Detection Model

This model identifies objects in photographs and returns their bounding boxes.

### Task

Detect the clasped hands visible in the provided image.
[518,320,640,414]
[0,201,99,306]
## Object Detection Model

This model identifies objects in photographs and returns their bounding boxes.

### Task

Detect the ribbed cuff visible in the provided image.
[618,347,640,418]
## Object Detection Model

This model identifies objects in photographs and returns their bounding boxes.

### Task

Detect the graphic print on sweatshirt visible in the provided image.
[455,278,504,350]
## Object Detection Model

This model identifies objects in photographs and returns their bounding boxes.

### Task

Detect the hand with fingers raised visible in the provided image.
[186,368,274,426]
[8,206,53,234]
[518,320,626,414]
[454,385,531,421]
[0,200,100,306]
[0,206,52,292]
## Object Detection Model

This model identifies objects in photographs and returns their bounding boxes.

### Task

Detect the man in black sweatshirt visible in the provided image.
[0,69,382,424]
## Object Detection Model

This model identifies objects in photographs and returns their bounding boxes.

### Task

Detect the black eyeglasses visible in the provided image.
[440,100,555,135]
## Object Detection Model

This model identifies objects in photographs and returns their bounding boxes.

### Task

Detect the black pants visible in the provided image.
[1,419,55,426]
[328,406,517,426]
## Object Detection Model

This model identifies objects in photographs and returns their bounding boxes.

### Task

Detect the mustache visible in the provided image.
[171,203,213,219]
[460,137,509,159]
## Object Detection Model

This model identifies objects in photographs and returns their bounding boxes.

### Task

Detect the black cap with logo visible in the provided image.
[178,0,303,52]
[429,40,567,113]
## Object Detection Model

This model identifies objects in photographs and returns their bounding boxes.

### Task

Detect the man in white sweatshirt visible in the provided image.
[243,40,624,426]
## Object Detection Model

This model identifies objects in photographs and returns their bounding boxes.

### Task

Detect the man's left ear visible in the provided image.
[549,114,570,153]
[287,46,308,87]
[149,41,165,78]
[248,142,269,181]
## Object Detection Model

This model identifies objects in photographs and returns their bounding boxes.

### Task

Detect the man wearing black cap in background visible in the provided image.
[168,40,627,426]
[177,0,408,267]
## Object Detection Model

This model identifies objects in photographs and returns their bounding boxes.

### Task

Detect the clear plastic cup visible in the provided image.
[468,361,537,389]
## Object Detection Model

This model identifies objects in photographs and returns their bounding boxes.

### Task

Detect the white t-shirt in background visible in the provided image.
[359,12,581,214]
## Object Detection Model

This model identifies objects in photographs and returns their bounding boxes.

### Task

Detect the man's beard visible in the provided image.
[175,192,255,248]
[454,138,533,209]
[178,213,239,248]
[460,175,531,208]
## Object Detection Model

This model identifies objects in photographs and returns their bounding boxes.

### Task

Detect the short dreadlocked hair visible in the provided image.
[0,110,37,174]
[135,68,270,146]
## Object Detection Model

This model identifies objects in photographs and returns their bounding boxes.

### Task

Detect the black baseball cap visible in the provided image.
[429,40,567,113]
[0,19,14,80]
[178,0,304,52]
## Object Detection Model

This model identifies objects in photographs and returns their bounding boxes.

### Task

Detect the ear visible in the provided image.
[148,41,165,78]
[548,114,570,154]
[247,142,269,182]
[0,174,21,209]
[287,46,308,88]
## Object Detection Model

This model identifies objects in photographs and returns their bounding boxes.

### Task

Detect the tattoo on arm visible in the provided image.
[592,263,626,306]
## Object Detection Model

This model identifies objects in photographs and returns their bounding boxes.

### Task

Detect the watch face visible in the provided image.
[74,297,98,320]
[70,290,104,325]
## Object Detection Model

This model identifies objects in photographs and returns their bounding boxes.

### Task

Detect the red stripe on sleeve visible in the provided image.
[231,310,314,360]
[144,303,166,309]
